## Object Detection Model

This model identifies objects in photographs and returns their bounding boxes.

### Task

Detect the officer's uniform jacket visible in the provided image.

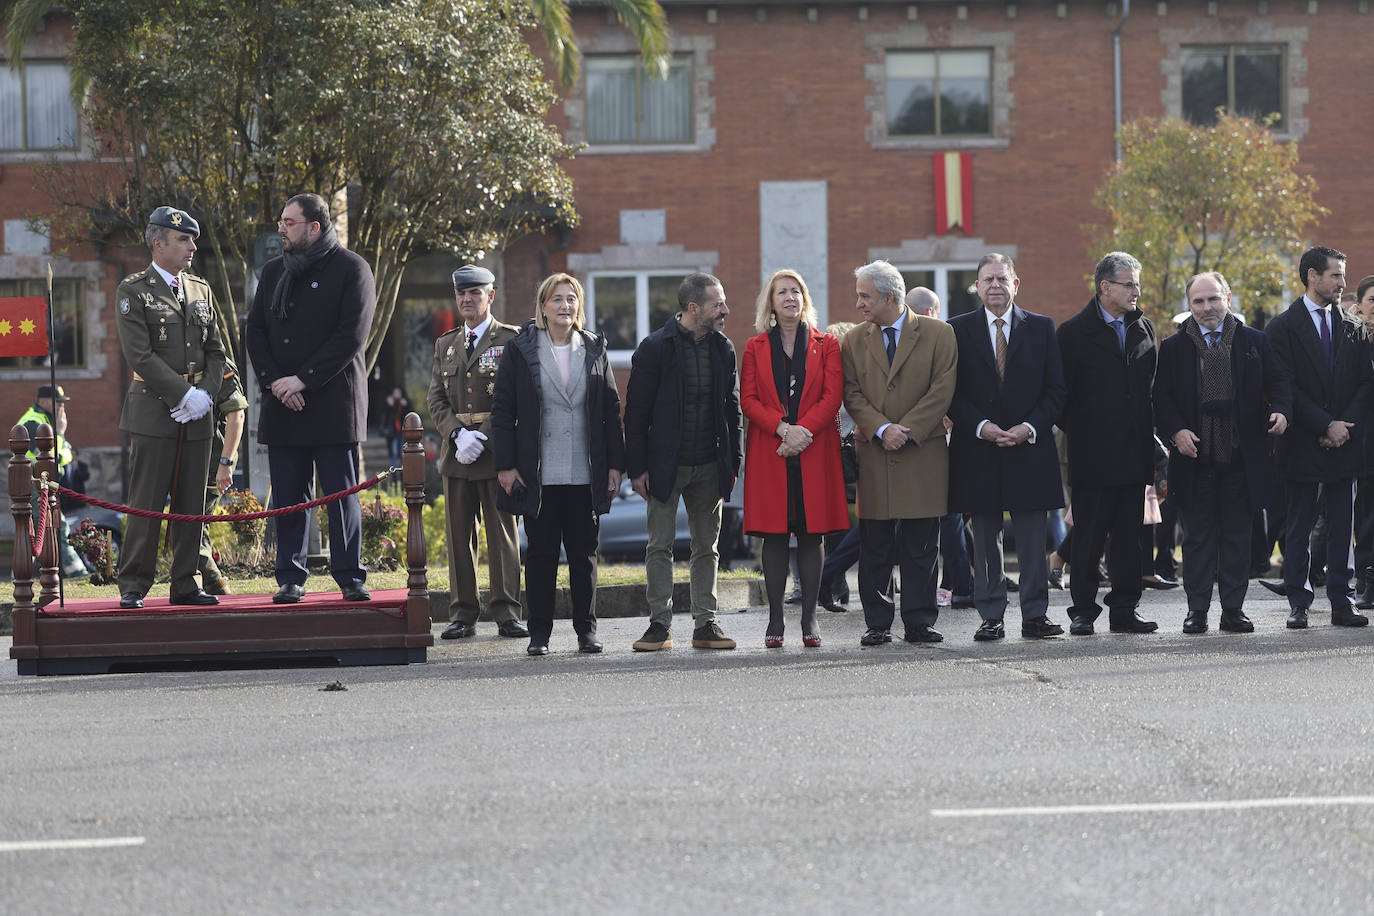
[428,319,519,479]
[116,265,225,441]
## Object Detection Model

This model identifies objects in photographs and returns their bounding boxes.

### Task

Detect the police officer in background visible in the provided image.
[17,384,87,577]
[115,206,225,609]
[197,356,249,595]
[427,264,528,640]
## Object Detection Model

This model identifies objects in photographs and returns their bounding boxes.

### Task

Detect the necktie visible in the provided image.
[1319,308,1332,365]
[883,326,896,365]
[1206,331,1218,349]
[994,318,1007,381]
[466,330,477,357]
[171,277,184,305]
[1111,318,1126,351]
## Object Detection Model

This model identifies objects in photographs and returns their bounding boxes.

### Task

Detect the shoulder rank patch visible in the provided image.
[119,297,130,315]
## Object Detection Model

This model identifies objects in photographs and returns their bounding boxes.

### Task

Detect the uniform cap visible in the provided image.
[452,264,495,291]
[148,206,200,239]
[37,384,70,402]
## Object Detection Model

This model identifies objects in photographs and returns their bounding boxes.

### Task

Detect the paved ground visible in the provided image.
[4,575,1374,914]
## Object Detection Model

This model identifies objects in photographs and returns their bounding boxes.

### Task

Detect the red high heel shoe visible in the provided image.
[802,633,821,648]
[765,634,784,648]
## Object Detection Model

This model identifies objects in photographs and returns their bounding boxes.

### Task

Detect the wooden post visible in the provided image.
[401,412,429,637]
[32,422,59,607]
[9,425,37,660]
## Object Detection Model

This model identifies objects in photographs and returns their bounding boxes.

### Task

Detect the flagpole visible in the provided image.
[46,262,65,609]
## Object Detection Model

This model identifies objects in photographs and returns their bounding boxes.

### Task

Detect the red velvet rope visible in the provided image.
[30,483,48,557]
[54,468,396,524]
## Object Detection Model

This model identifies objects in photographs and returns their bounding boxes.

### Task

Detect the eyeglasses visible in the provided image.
[1105,279,1142,292]
[277,218,314,229]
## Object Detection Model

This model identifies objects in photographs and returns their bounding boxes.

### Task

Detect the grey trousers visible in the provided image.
[1179,463,1252,612]
[970,510,1050,621]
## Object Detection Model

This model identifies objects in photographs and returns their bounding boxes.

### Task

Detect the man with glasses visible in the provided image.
[427,265,528,641]
[1056,251,1160,635]
[246,193,374,604]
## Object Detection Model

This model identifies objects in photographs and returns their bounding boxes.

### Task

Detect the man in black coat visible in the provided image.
[948,253,1066,641]
[1155,272,1292,634]
[1056,251,1159,635]
[246,193,375,604]
[623,272,743,652]
[1263,246,1373,629]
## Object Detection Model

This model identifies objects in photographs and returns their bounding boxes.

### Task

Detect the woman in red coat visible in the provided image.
[741,268,850,647]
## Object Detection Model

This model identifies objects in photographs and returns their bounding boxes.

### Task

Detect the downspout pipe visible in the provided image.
[1113,0,1131,162]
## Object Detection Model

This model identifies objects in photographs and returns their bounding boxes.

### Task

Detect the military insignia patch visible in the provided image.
[446,346,455,359]
[478,348,498,374]
[171,212,183,227]
[487,381,494,396]
[141,292,155,308]
[119,298,130,315]
[193,299,211,324]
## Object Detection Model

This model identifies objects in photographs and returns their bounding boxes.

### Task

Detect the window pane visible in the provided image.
[0,277,83,368]
[1233,47,1283,129]
[1181,48,1228,126]
[586,58,638,143]
[900,270,936,297]
[887,52,936,136]
[0,67,23,149]
[946,270,980,318]
[640,60,691,142]
[592,276,637,349]
[647,275,679,333]
[25,63,77,149]
[939,52,990,135]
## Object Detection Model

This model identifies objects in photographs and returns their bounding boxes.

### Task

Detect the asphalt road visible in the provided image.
[4,578,1374,914]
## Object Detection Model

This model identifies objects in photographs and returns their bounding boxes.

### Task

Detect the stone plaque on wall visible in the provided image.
[620,210,666,245]
[759,182,827,320]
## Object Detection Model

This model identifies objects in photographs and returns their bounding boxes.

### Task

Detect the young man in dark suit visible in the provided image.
[1263,246,1374,629]
[947,253,1066,640]
[1154,271,1291,634]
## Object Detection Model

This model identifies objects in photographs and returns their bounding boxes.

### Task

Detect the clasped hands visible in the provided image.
[776,421,814,458]
[979,421,1031,448]
[169,386,213,424]
[1319,419,1353,449]
[271,375,307,412]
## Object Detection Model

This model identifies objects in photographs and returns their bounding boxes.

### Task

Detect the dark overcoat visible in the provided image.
[1056,297,1158,490]
[246,246,375,446]
[1154,320,1292,511]
[947,304,1066,513]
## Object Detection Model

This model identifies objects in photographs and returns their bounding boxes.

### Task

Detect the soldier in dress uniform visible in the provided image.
[197,356,249,594]
[427,264,528,639]
[115,206,226,609]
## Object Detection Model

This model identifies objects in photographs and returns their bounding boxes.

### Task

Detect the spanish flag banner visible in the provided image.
[933,152,973,236]
[0,297,49,357]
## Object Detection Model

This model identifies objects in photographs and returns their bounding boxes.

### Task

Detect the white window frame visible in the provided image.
[586,269,686,366]
[0,59,79,153]
[894,262,981,320]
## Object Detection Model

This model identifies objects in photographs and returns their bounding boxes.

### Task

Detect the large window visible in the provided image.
[0,61,78,151]
[586,56,692,145]
[1182,45,1285,130]
[587,272,682,353]
[897,266,980,320]
[0,277,85,368]
[886,50,991,138]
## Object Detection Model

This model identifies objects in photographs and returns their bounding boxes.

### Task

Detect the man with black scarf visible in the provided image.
[1155,271,1291,634]
[246,193,375,604]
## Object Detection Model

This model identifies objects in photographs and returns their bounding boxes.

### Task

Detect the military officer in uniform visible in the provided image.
[115,206,226,609]
[197,356,248,594]
[427,264,528,639]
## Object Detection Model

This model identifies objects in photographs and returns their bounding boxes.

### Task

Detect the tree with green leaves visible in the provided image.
[1091,113,1326,326]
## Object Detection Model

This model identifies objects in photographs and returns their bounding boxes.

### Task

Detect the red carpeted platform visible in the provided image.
[37,588,411,619]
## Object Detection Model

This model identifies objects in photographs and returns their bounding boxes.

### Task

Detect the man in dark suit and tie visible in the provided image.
[1155,271,1292,634]
[948,253,1066,640]
[1056,251,1159,635]
[1263,246,1373,629]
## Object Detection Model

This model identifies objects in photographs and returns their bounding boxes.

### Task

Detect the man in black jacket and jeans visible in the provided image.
[625,272,743,651]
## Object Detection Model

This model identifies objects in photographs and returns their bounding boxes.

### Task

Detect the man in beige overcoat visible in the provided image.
[841,260,958,646]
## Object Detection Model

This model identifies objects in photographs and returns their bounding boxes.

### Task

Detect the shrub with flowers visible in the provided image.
[67,517,117,585]
[208,487,268,569]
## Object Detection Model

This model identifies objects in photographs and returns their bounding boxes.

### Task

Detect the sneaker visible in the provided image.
[632,622,673,652]
[937,588,952,607]
[691,622,737,649]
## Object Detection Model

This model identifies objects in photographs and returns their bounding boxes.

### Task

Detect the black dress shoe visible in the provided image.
[1259,579,1287,597]
[949,594,975,609]
[1006,578,1019,593]
[1142,576,1180,590]
[1182,609,1208,634]
[1022,616,1064,638]
[1286,607,1308,629]
[498,619,530,638]
[273,584,304,604]
[904,625,943,644]
[1069,616,1094,635]
[578,634,603,653]
[1332,607,1370,627]
[822,596,848,613]
[341,584,371,602]
[119,592,144,609]
[1356,589,1374,611]
[974,619,1005,641]
[860,628,892,646]
[1109,612,1158,633]
[441,621,476,639]
[169,589,219,606]
[527,642,549,656]
[1219,609,1254,633]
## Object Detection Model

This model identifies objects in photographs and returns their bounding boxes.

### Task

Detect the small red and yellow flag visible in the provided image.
[0,297,49,357]
[933,152,973,236]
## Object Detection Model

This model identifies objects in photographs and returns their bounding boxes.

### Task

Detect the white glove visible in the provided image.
[169,404,193,423]
[177,386,214,421]
[453,428,488,464]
